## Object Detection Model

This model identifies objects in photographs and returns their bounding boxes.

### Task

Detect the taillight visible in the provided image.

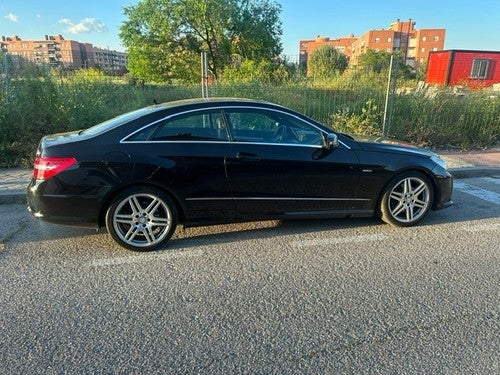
[33,157,77,180]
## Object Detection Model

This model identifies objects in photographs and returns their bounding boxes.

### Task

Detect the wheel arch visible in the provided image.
[375,167,438,213]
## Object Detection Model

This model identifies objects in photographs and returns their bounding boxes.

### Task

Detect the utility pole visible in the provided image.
[382,54,399,137]
[201,52,209,98]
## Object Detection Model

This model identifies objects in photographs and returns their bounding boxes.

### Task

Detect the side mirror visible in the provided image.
[323,133,339,150]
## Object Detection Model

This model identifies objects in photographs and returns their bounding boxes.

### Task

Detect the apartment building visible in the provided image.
[1,34,127,74]
[299,35,357,66]
[299,19,445,69]
[93,47,128,74]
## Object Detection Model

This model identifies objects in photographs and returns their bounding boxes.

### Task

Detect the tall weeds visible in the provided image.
[0,69,498,167]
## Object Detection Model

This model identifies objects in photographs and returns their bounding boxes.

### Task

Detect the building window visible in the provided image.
[421,47,425,52]
[434,36,439,41]
[375,37,380,43]
[470,59,490,79]
[432,47,438,51]
[422,36,427,42]
[387,37,392,42]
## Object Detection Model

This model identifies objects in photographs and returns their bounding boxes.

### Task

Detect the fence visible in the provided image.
[0,58,499,167]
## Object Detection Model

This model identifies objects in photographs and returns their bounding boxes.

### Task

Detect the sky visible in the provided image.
[1,0,499,60]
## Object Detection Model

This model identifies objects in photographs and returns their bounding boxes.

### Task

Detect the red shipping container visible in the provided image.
[426,50,500,89]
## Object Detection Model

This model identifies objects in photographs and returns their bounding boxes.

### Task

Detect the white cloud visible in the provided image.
[4,13,18,22]
[58,17,107,34]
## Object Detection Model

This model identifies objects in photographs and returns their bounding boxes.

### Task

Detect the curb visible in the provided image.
[449,167,500,179]
[0,193,26,205]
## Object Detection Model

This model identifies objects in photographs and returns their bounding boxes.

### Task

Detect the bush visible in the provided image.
[331,99,383,136]
[389,91,499,149]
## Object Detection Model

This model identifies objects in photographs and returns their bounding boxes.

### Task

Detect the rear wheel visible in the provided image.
[105,187,177,251]
[379,172,433,227]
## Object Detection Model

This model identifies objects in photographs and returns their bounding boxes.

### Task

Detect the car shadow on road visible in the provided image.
[8,192,498,254]
[165,217,382,251]
[161,200,500,252]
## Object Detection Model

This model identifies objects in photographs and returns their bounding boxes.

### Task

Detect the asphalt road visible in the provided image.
[0,177,499,374]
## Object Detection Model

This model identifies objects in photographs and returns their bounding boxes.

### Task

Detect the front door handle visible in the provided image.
[236,152,262,161]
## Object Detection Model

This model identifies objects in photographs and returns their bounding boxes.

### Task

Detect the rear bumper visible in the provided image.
[27,178,102,228]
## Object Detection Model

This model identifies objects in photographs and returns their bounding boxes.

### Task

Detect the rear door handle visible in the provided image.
[236,152,262,161]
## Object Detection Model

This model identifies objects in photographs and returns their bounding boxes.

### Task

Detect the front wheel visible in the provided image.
[379,172,433,227]
[105,187,178,251]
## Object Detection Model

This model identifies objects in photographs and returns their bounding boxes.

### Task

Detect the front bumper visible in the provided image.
[431,166,453,210]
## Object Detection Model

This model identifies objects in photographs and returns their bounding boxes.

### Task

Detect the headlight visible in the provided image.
[431,155,447,170]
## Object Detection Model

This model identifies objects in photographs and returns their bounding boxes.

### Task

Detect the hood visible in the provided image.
[350,135,437,158]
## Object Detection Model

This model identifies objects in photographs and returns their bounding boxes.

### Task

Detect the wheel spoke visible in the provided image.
[406,206,414,221]
[115,213,135,225]
[124,226,140,241]
[390,190,405,200]
[414,199,427,209]
[129,196,143,214]
[412,182,427,197]
[143,227,155,244]
[404,179,411,194]
[145,198,161,215]
[150,217,171,226]
[391,202,406,217]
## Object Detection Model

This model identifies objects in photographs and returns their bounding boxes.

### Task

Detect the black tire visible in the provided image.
[379,171,433,227]
[105,186,178,251]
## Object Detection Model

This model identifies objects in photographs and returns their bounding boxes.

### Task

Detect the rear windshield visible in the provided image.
[81,107,160,136]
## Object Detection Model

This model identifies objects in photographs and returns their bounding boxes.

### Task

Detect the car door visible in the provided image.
[122,108,235,222]
[223,107,362,217]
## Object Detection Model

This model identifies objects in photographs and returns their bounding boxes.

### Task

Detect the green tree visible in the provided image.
[120,0,282,83]
[308,45,348,80]
[221,56,298,84]
[357,50,415,79]
[357,50,393,73]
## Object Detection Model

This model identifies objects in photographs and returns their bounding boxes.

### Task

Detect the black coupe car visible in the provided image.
[27,98,453,251]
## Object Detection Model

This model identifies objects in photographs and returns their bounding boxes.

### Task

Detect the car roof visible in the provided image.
[153,97,286,111]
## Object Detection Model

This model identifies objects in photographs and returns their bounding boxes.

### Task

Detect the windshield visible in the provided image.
[81,107,160,136]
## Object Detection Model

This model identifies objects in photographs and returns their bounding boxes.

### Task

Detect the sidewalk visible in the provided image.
[0,149,499,204]
[438,148,500,177]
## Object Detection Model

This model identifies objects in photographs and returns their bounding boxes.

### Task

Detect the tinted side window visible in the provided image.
[128,110,229,141]
[225,108,324,146]
[226,109,278,142]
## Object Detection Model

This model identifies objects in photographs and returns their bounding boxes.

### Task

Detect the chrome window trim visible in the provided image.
[120,105,351,150]
[121,139,325,149]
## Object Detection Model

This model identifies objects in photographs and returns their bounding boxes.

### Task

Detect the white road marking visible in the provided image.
[483,177,500,186]
[454,181,500,205]
[89,249,204,267]
[293,233,388,248]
